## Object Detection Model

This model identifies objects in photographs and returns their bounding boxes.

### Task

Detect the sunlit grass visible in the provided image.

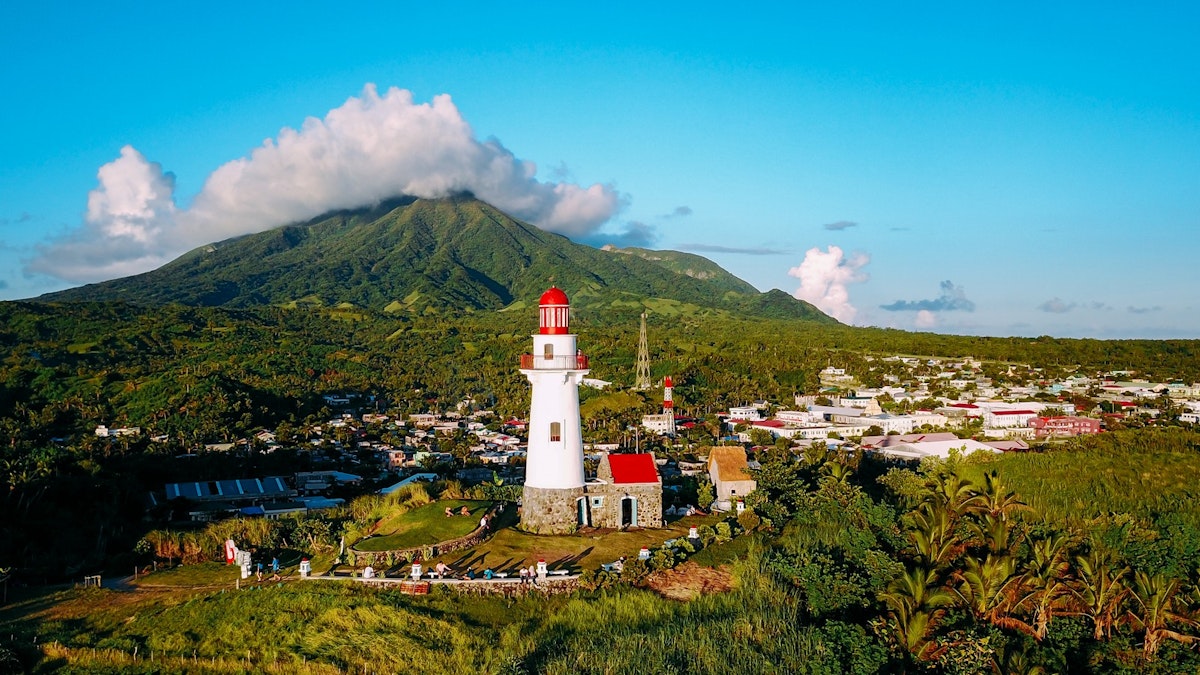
[355,499,492,551]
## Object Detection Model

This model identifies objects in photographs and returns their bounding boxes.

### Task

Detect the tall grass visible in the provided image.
[10,551,886,674]
[514,553,886,674]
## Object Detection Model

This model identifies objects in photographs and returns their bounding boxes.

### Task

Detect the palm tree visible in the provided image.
[954,553,1031,635]
[1069,548,1128,641]
[970,512,1017,556]
[880,565,956,661]
[1125,571,1198,658]
[820,455,854,485]
[973,470,1029,520]
[925,470,979,518]
[908,503,963,570]
[1014,531,1074,640]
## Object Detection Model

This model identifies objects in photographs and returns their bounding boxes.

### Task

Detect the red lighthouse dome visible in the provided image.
[539,286,570,335]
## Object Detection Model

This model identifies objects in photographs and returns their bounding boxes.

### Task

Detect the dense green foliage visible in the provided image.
[11,431,1200,673]
[2,292,1198,580]
[3,205,1200,672]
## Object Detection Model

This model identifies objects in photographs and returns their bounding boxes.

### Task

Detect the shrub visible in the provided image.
[672,539,696,556]
[738,509,762,532]
[648,548,676,572]
[619,558,650,584]
[698,525,717,547]
[440,479,468,500]
[579,568,620,591]
[715,521,733,543]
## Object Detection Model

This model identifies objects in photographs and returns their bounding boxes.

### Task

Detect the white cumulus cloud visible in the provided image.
[914,310,937,328]
[29,85,622,284]
[787,245,870,324]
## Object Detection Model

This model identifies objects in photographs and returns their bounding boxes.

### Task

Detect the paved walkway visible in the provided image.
[305,572,579,587]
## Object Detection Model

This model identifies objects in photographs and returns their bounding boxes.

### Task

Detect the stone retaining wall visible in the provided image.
[348,505,500,567]
[311,573,579,596]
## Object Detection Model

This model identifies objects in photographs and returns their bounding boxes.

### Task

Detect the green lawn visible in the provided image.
[133,549,336,587]
[431,513,722,575]
[354,500,493,551]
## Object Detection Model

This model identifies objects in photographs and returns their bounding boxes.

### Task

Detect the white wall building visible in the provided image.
[728,406,763,421]
[984,410,1039,429]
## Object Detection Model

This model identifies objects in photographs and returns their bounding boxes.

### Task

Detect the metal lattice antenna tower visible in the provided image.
[634,311,651,390]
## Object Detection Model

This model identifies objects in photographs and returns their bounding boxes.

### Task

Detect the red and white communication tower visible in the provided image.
[662,375,676,435]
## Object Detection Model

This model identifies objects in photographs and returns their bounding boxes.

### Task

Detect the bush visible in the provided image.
[648,548,676,572]
[715,521,733,543]
[439,480,468,500]
[672,539,696,555]
[738,509,762,532]
[400,482,435,507]
[698,525,717,547]
[579,568,620,591]
[697,480,716,510]
[619,558,650,584]
[478,483,523,502]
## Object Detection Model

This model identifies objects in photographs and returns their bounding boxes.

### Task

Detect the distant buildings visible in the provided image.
[1030,416,1101,438]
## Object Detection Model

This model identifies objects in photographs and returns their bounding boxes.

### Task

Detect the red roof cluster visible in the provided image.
[608,453,660,484]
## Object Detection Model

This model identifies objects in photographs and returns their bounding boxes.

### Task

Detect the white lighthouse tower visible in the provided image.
[519,287,590,533]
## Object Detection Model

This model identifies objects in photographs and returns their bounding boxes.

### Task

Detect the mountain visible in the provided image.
[40,195,835,322]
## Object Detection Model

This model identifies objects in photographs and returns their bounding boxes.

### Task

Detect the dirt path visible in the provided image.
[645,562,734,600]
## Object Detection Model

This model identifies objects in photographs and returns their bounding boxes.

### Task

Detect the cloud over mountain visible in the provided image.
[28,85,621,283]
[788,245,869,324]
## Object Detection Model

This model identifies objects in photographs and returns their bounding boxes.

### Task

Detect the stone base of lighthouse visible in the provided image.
[520,485,586,534]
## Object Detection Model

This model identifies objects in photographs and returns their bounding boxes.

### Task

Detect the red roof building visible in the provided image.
[606,453,661,484]
[1030,416,1101,438]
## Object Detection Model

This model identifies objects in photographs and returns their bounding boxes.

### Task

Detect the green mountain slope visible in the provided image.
[41,196,834,322]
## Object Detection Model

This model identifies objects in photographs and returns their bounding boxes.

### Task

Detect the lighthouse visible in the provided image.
[519,287,590,533]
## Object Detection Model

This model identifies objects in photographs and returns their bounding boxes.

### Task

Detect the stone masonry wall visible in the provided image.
[588,483,663,529]
[520,485,586,534]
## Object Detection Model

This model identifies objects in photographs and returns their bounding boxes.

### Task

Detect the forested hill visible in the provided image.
[39,195,834,323]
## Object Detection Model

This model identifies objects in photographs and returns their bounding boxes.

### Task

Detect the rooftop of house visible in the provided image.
[608,453,661,484]
[708,446,754,483]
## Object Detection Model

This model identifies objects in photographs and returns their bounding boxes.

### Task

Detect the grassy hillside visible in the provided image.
[39,196,833,322]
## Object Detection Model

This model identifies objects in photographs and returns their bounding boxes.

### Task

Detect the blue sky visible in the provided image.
[1,2,1197,338]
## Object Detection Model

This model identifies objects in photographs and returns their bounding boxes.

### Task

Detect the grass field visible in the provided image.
[354,499,492,551]
[959,430,1200,525]
[433,512,723,575]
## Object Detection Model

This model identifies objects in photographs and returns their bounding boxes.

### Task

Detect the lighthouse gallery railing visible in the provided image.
[520,354,589,370]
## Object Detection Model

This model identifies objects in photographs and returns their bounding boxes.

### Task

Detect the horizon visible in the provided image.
[1,3,1197,339]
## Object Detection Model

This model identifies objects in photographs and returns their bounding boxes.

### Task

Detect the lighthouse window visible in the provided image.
[543,343,554,360]
[550,422,562,442]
